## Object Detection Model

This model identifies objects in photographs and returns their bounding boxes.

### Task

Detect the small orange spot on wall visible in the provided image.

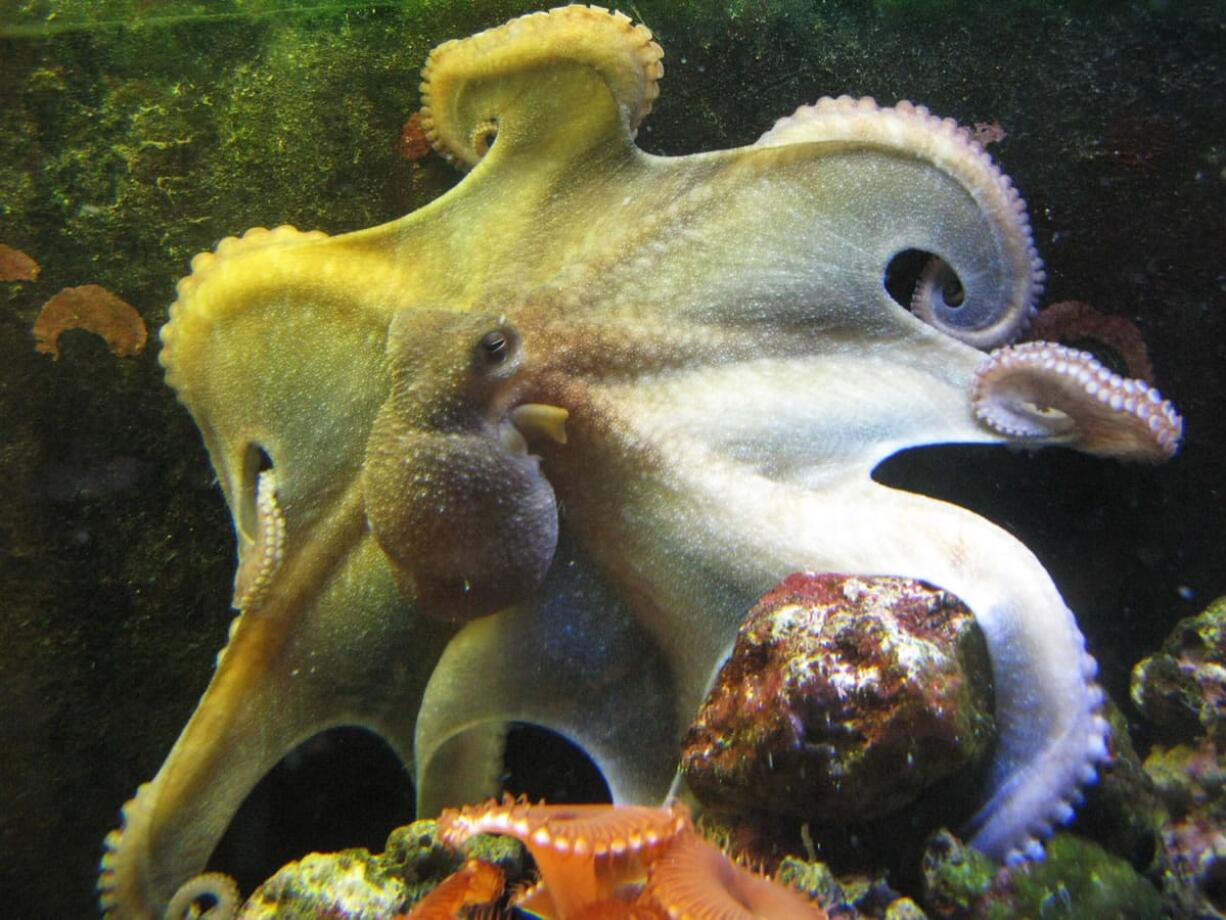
[33,284,148,360]
[399,111,432,161]
[0,243,40,281]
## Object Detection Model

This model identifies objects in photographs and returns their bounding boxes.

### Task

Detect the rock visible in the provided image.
[884,896,930,919]
[237,849,405,919]
[778,854,899,919]
[238,817,524,918]
[777,855,844,909]
[681,572,995,821]
[919,830,996,918]
[921,831,1166,919]
[1160,813,1226,919]
[1130,597,1226,917]
[1144,740,1226,919]
[1131,595,1226,743]
[1144,740,1225,820]
[1074,698,1168,871]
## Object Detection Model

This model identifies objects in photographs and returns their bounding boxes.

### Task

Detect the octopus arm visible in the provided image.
[105,225,465,917]
[100,503,449,917]
[531,105,1039,358]
[160,226,407,525]
[551,376,1106,863]
[582,346,998,488]
[413,536,679,816]
[973,341,1182,461]
[419,5,663,170]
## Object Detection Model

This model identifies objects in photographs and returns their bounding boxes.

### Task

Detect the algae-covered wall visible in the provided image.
[0,1,1222,916]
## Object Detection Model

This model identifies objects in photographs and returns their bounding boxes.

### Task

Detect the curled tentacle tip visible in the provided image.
[231,468,285,612]
[911,252,1040,349]
[972,341,1183,461]
[165,872,240,920]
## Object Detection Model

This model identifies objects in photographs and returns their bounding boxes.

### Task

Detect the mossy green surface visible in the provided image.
[993,835,1166,920]
[779,854,845,908]
[923,832,1165,920]
[379,818,523,907]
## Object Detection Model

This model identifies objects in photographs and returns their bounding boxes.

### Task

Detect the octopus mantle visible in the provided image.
[98,6,1182,918]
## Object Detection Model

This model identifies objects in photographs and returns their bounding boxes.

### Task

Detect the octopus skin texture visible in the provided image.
[363,309,566,621]
[97,5,1184,918]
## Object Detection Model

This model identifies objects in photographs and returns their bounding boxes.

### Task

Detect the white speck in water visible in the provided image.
[1177,585,1195,601]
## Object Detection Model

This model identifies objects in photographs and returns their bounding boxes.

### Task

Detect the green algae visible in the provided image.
[998,836,1166,920]
[237,817,525,916]
[381,817,523,907]
[922,832,1165,920]
[778,854,846,908]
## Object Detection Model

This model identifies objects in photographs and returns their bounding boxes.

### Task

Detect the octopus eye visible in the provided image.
[477,327,518,371]
[481,331,507,359]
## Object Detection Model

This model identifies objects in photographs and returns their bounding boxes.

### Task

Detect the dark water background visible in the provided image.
[1,1,1223,916]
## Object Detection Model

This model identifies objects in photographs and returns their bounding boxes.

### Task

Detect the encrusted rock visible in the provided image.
[884,896,929,920]
[238,817,526,918]
[681,572,994,821]
[921,832,1165,919]
[237,848,405,919]
[1075,698,1168,871]
[1144,740,1226,919]
[1131,594,1226,742]
[1162,814,1226,920]
[778,854,899,919]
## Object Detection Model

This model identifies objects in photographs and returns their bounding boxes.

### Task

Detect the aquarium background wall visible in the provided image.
[0,1,1222,917]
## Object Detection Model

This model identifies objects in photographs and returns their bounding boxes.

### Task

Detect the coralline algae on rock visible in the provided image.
[921,832,1165,919]
[237,848,405,920]
[681,572,995,821]
[1143,741,1226,919]
[1131,594,1226,743]
[237,817,526,919]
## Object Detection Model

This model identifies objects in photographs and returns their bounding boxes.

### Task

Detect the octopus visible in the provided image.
[97,6,1184,918]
